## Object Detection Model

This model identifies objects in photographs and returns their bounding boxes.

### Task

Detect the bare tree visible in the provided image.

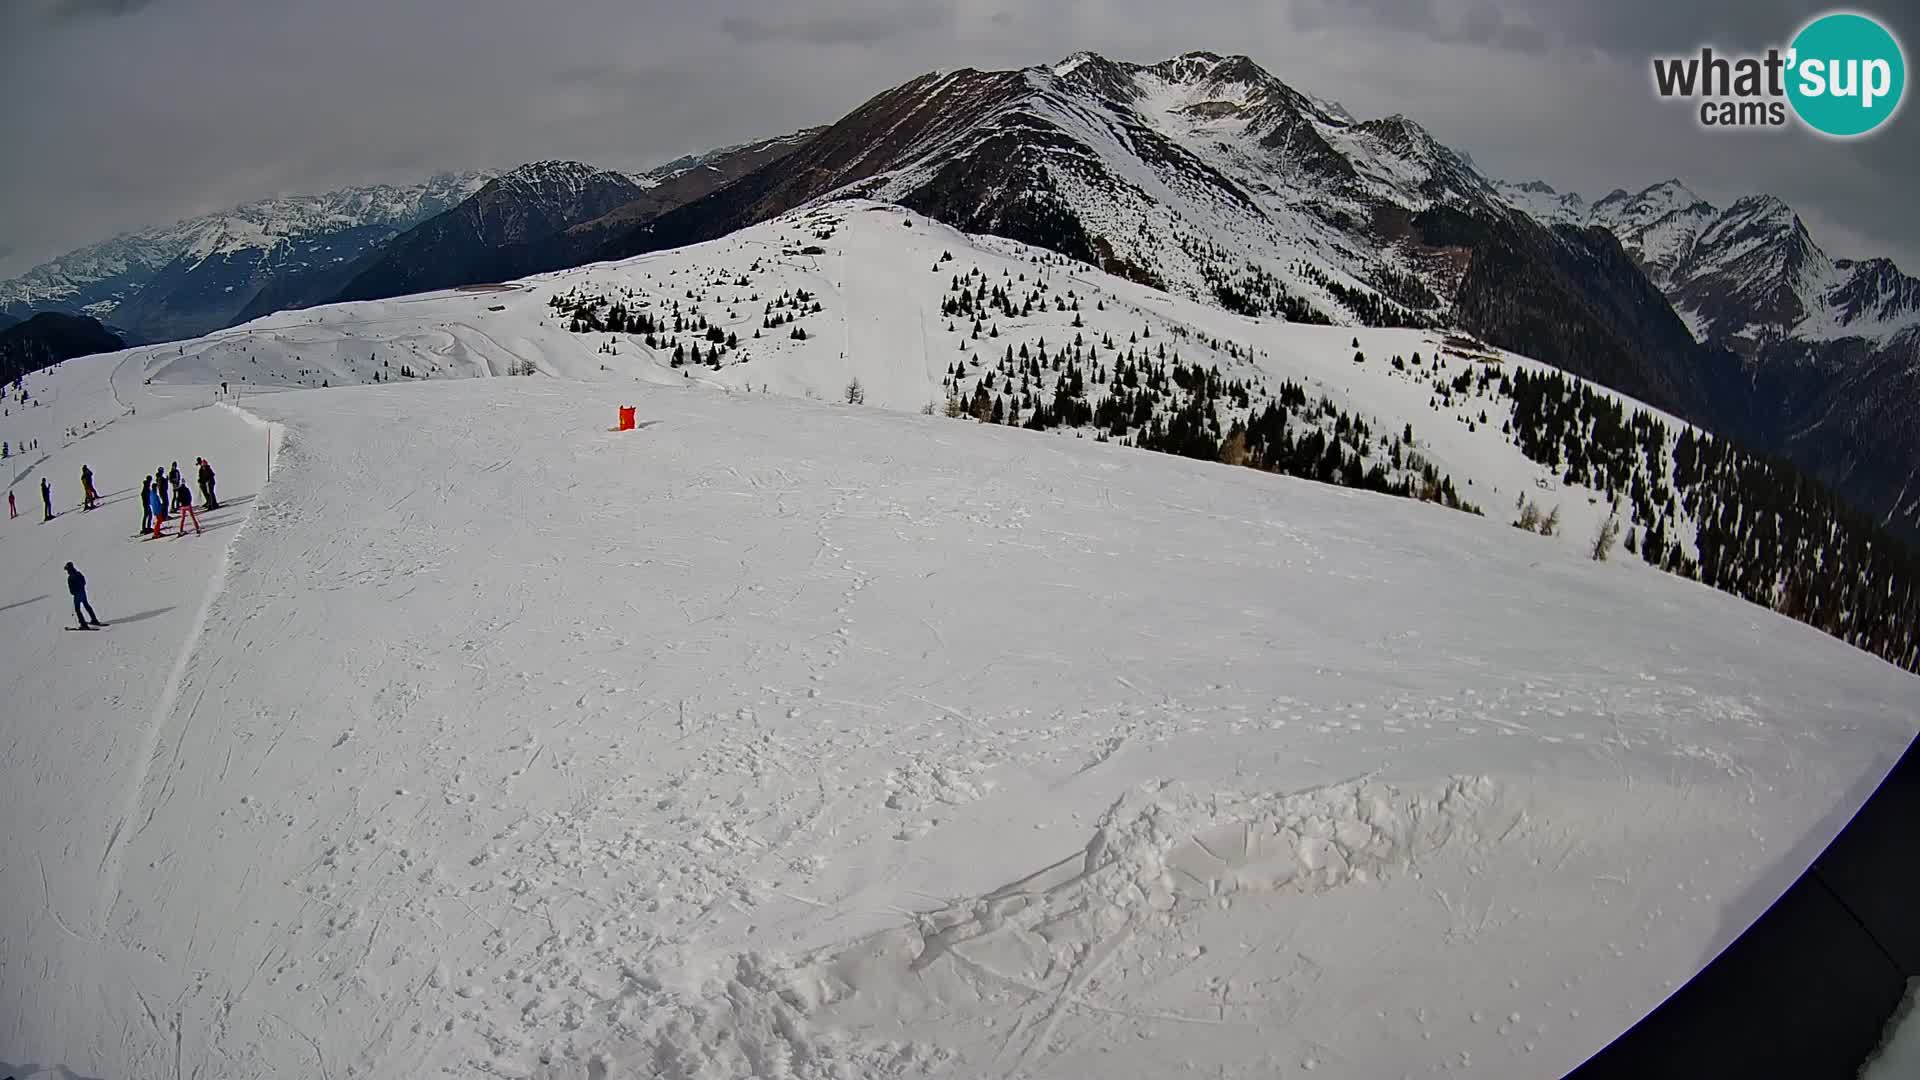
[1513,498,1543,533]
[845,377,865,405]
[1592,498,1624,561]
[1219,429,1251,467]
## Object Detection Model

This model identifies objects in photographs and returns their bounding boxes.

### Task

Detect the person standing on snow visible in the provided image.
[168,461,182,496]
[40,477,52,521]
[80,465,98,512]
[66,562,102,630]
[172,476,202,536]
[197,458,218,510]
[154,468,169,517]
[139,476,153,534]
[147,481,168,540]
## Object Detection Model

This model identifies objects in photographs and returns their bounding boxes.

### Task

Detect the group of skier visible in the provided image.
[15,455,224,629]
[139,459,218,539]
[10,457,218,533]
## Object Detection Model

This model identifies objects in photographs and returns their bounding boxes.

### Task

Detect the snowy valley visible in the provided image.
[1,200,1916,1079]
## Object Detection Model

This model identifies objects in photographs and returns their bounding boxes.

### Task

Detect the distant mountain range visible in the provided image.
[332,131,816,304]
[2,51,1916,539]
[0,133,817,345]
[0,173,491,342]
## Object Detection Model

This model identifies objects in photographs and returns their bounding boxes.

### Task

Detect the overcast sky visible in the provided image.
[1,0,1913,277]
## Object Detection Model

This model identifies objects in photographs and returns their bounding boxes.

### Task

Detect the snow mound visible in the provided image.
[1862,979,1920,1080]
[577,776,1511,1079]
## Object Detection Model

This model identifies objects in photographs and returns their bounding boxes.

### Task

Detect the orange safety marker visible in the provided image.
[617,406,636,431]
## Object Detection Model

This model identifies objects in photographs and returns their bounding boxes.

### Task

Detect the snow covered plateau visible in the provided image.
[1,203,1914,1080]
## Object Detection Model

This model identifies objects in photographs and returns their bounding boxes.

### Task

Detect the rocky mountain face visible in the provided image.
[331,162,649,303]
[606,52,1741,426]
[551,130,823,266]
[0,173,490,342]
[0,312,124,386]
[327,133,819,306]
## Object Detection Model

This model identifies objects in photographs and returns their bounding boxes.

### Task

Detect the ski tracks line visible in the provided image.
[92,406,285,938]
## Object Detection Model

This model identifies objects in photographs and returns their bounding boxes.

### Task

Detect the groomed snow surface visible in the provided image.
[3,232,1917,1078]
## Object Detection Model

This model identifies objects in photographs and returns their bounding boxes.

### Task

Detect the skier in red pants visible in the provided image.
[173,477,202,536]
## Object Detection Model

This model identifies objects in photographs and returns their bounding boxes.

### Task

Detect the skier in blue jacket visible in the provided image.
[146,481,167,539]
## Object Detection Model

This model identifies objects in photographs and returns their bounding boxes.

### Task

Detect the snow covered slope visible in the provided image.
[1,331,1913,1079]
[123,202,1707,552]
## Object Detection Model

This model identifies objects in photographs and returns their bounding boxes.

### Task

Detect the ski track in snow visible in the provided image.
[1,237,1916,1078]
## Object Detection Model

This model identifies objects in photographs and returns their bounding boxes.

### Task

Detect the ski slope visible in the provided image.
[116,200,1706,556]
[2,350,1914,1078]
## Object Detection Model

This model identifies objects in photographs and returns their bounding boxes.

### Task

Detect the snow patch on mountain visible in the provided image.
[1494,180,1588,226]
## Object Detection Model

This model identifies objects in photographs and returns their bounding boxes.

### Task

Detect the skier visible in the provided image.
[40,477,52,521]
[139,476,153,534]
[173,476,202,536]
[66,562,102,630]
[148,481,168,540]
[154,468,169,516]
[6,490,14,519]
[168,462,183,502]
[197,457,218,510]
[80,465,97,512]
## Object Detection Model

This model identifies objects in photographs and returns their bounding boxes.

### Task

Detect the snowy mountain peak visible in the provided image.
[1590,179,1714,231]
[1051,50,1102,77]
[492,160,624,197]
[1718,192,1795,226]
[1494,179,1590,226]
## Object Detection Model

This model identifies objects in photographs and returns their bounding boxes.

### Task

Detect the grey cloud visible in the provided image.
[1288,0,1549,53]
[720,6,949,46]
[52,0,156,18]
[551,63,686,95]
[5,0,159,25]
[1495,22,1549,53]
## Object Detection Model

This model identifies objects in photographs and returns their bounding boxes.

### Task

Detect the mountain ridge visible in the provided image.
[0,172,493,342]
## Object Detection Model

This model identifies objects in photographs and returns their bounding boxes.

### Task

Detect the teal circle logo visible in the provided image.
[1786,12,1906,137]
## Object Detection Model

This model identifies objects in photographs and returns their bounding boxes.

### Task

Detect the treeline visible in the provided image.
[934,263,1479,517]
[1504,367,1920,673]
